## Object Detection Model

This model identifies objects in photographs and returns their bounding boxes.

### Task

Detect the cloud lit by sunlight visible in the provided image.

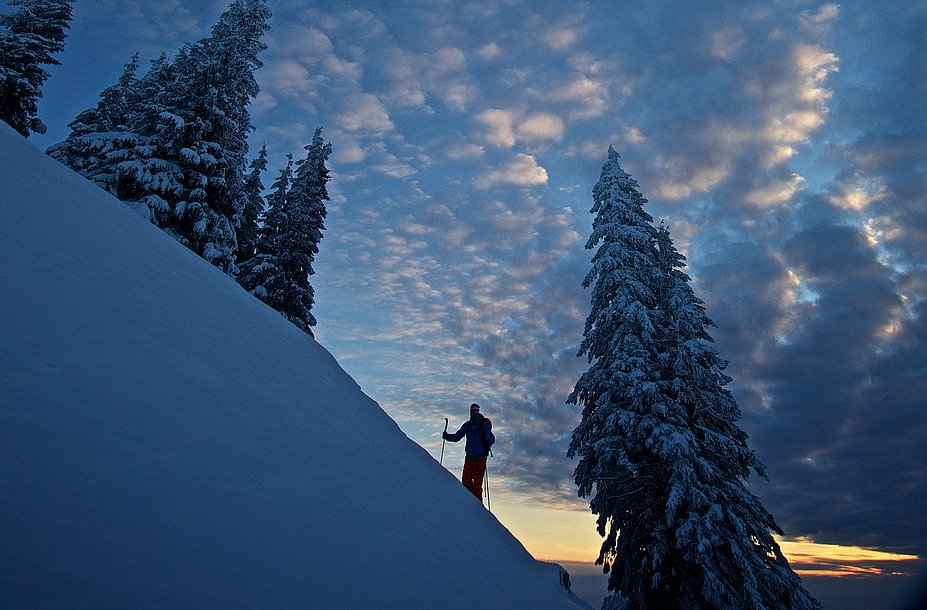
[474,154,549,189]
[779,537,921,578]
[517,112,565,142]
[746,174,805,207]
[830,184,885,212]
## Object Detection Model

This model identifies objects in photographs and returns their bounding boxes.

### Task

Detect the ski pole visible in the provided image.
[484,460,491,512]
[439,418,448,465]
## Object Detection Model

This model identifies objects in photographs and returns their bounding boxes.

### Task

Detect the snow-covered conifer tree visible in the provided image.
[259,153,292,246]
[569,148,820,609]
[284,127,331,282]
[69,53,140,136]
[48,51,181,217]
[46,54,140,180]
[237,154,292,321]
[47,0,270,275]
[134,0,271,274]
[236,143,267,264]
[0,0,73,136]
[239,128,331,336]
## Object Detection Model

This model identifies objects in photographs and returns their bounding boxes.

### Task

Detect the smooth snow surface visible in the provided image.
[0,122,586,609]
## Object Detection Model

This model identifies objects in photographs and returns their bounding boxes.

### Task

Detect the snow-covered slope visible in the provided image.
[0,122,585,609]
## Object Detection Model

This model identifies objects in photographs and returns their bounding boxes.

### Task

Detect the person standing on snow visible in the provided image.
[443,403,495,501]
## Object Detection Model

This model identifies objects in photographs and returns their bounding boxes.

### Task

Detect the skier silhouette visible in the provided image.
[443,403,495,501]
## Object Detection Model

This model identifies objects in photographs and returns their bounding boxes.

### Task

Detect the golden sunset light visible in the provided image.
[497,504,923,583]
[779,537,922,578]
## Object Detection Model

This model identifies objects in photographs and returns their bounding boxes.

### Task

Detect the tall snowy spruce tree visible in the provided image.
[0,0,73,136]
[238,128,332,336]
[154,0,270,273]
[236,142,268,264]
[47,0,270,275]
[568,148,820,610]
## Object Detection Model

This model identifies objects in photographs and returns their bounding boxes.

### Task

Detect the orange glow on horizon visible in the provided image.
[494,501,922,580]
[778,537,921,579]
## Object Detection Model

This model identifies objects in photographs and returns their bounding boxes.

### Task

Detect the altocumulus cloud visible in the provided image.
[517,112,565,143]
[475,153,549,189]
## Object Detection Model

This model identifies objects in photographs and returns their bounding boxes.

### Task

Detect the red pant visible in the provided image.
[462,457,487,501]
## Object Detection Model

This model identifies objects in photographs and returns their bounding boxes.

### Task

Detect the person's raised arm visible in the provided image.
[444,422,467,442]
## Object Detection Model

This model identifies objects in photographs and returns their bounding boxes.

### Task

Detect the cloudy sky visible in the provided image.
[21,0,926,600]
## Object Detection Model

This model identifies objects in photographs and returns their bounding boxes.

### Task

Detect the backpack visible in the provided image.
[474,416,492,457]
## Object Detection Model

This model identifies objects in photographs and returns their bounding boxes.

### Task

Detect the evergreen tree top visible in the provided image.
[292,127,333,199]
[66,53,139,135]
[591,146,652,222]
[244,143,268,187]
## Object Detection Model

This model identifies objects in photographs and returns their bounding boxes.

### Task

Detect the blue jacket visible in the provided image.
[447,416,495,459]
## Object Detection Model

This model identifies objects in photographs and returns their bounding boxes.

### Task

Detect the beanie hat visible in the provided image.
[470,403,480,414]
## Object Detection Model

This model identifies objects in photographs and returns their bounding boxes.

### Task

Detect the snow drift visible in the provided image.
[0,121,585,608]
